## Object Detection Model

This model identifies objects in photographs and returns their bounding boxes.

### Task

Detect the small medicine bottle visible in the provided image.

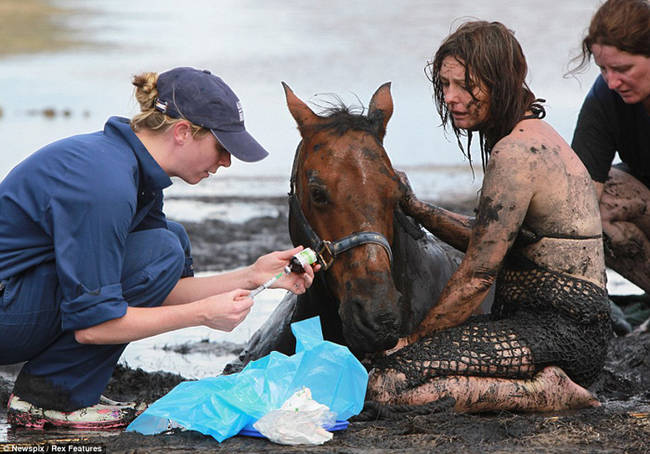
[286,248,318,273]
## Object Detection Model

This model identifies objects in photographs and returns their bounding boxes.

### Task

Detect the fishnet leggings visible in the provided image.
[376,316,536,390]
[376,265,611,389]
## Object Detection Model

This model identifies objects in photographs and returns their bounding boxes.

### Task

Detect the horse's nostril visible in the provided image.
[342,297,401,352]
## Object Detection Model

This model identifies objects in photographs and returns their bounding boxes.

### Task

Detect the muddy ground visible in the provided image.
[1,195,649,453]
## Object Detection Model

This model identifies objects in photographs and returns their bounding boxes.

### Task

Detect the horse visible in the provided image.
[225,82,471,373]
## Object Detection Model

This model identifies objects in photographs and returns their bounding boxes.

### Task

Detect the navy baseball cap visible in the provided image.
[154,67,268,162]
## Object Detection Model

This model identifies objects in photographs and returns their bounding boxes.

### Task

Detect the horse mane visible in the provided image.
[314,101,384,138]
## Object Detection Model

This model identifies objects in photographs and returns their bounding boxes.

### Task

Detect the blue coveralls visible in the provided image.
[0,117,194,411]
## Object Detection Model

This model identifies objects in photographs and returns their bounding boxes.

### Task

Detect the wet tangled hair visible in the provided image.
[570,0,650,74]
[426,21,544,170]
[130,72,208,136]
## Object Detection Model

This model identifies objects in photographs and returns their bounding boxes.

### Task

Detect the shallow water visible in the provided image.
[119,287,288,379]
[0,0,601,194]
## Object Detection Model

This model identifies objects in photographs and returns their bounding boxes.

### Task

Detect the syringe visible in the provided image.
[249,248,317,299]
[249,269,288,299]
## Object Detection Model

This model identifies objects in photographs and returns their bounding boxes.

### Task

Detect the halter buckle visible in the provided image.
[316,241,335,270]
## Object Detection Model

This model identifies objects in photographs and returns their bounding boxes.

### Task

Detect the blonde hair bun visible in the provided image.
[132,72,159,111]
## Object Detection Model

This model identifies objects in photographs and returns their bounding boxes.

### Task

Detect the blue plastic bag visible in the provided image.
[126,316,368,442]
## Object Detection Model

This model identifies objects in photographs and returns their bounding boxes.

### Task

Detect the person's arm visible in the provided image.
[571,75,617,189]
[162,246,318,306]
[407,142,534,343]
[398,171,474,252]
[51,159,137,336]
[77,245,320,343]
[75,289,253,344]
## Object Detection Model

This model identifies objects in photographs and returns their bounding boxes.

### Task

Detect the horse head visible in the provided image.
[283,82,403,353]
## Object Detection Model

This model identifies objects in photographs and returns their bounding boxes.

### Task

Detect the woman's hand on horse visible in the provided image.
[198,289,254,332]
[252,246,320,293]
[383,336,411,355]
[396,170,418,214]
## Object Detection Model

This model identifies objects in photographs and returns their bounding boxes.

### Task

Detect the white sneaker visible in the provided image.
[98,395,139,407]
[7,394,146,429]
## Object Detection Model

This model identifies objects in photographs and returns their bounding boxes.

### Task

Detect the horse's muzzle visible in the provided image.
[338,281,402,353]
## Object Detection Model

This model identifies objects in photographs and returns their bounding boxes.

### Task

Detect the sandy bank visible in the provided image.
[0,0,91,57]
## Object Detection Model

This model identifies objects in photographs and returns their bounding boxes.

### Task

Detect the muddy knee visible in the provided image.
[601,168,650,226]
[367,368,407,403]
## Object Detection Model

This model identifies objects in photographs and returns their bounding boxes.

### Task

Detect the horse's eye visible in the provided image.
[309,186,329,205]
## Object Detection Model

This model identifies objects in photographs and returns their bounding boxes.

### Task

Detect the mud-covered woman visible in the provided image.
[570,0,650,307]
[367,21,612,413]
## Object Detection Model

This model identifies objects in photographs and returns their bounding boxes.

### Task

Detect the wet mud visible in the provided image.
[177,195,293,272]
[1,195,649,453]
[3,337,649,454]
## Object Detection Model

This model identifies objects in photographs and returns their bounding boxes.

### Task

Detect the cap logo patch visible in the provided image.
[236,101,244,122]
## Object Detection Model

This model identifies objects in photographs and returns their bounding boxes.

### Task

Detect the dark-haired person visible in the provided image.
[367,21,611,413]
[0,67,318,428]
[570,0,650,301]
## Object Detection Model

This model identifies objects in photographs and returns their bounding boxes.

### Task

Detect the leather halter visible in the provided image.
[289,141,393,271]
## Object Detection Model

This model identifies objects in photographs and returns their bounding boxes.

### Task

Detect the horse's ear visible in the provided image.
[368,82,393,141]
[282,82,319,132]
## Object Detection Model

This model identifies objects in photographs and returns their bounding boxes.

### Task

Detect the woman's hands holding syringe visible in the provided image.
[250,246,320,296]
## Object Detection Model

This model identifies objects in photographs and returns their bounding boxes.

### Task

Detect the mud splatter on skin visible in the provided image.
[403,200,476,253]
[599,168,650,292]
[527,144,548,155]
[476,196,503,225]
[522,238,605,284]
[470,269,499,292]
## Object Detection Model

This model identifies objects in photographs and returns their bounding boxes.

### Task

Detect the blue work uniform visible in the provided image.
[572,74,650,186]
[0,116,194,411]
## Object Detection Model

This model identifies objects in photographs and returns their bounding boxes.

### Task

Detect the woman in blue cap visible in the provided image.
[0,67,318,428]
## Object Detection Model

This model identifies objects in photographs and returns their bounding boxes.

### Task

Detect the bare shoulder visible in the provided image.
[491,119,578,173]
[490,120,605,287]
[488,126,545,178]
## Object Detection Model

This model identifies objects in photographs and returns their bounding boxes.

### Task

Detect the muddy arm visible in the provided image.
[403,199,474,252]
[408,145,532,342]
[397,170,473,252]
